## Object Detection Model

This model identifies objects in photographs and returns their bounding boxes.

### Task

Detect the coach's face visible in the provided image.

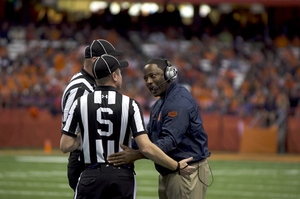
[143,64,168,98]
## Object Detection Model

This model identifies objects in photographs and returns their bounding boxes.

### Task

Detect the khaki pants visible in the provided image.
[158,159,209,199]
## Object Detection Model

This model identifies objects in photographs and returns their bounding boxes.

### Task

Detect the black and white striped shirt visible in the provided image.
[61,68,96,127]
[61,86,147,164]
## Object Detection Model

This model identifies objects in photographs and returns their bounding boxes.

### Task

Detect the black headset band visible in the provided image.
[164,58,172,67]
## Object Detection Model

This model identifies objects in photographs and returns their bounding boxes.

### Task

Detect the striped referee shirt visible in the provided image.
[61,68,96,127]
[61,86,147,164]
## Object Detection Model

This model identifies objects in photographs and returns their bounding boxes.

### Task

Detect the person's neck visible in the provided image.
[83,66,94,77]
[159,81,173,99]
[96,82,117,88]
[160,92,166,99]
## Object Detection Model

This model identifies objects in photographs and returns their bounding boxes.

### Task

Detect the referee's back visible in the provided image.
[63,86,146,164]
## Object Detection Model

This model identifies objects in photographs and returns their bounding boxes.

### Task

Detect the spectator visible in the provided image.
[0,20,299,124]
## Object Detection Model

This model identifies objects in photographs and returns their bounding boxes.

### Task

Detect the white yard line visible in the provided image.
[0,190,73,197]
[208,190,300,198]
[212,182,299,192]
[134,170,158,176]
[0,181,69,189]
[216,178,300,186]
[212,168,300,176]
[0,171,66,178]
[15,156,68,163]
[136,187,157,192]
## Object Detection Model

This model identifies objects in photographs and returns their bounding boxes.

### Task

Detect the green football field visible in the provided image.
[0,151,300,199]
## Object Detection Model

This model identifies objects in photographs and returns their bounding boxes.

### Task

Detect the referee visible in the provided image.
[61,39,124,191]
[60,54,195,199]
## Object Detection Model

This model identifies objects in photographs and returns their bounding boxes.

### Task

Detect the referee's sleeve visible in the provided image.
[62,87,88,120]
[61,99,79,138]
[130,99,148,138]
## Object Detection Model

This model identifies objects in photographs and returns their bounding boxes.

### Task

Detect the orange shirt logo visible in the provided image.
[158,112,161,121]
[168,111,177,117]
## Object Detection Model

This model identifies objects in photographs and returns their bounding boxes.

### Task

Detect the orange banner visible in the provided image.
[239,126,278,153]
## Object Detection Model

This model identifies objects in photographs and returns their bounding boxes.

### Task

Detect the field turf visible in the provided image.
[0,149,300,199]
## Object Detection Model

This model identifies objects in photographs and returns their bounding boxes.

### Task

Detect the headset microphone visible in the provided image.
[152,78,171,91]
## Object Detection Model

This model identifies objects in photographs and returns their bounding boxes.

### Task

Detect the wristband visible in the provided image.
[175,162,180,172]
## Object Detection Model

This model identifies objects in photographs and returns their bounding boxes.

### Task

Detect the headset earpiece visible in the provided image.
[164,59,178,81]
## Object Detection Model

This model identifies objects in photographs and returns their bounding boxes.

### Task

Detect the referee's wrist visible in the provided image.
[174,162,180,172]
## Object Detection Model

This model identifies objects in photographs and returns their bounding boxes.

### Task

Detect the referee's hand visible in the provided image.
[178,157,196,176]
[108,143,144,166]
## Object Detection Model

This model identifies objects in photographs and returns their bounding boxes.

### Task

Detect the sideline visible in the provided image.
[0,148,66,156]
[1,148,300,162]
[209,151,300,163]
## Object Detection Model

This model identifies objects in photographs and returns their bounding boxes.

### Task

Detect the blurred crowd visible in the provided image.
[1,20,300,127]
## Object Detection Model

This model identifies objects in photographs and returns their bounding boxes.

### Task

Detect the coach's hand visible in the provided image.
[108,143,144,166]
[178,157,196,176]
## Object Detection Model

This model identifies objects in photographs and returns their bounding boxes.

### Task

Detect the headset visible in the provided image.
[152,59,178,91]
[164,58,178,82]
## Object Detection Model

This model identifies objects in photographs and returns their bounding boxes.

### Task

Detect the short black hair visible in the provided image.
[145,58,168,72]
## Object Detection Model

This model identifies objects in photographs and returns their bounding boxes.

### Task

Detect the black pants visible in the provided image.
[67,150,85,191]
[74,164,136,199]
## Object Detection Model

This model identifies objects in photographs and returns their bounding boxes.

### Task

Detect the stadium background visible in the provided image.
[1,1,300,153]
[0,1,300,199]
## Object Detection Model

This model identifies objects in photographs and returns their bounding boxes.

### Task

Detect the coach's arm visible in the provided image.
[60,133,81,153]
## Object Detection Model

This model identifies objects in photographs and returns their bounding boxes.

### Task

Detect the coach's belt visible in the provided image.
[190,158,207,166]
[85,163,134,170]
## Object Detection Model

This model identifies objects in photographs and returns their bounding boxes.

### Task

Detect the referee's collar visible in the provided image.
[81,67,96,83]
[95,86,117,92]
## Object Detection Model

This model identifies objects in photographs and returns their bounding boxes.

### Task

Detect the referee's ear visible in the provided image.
[112,71,118,82]
[112,69,121,80]
[92,57,98,62]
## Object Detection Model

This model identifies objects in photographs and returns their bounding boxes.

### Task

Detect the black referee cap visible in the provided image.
[92,54,128,79]
[85,39,124,58]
